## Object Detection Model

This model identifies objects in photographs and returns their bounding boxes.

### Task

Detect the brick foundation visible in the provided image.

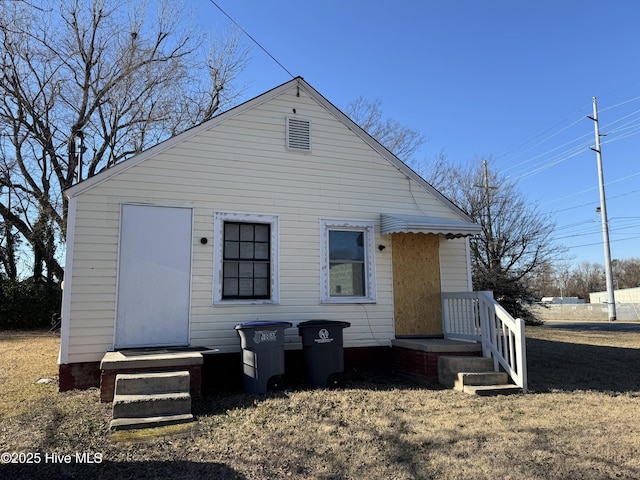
[58,344,451,398]
[59,361,202,402]
[345,346,392,375]
[59,362,101,392]
[392,347,480,385]
[200,347,393,394]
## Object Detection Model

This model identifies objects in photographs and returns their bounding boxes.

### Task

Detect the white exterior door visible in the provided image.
[115,204,192,348]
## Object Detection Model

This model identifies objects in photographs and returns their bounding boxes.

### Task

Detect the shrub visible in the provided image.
[0,279,62,329]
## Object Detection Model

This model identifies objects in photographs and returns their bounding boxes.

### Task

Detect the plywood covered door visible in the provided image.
[392,233,443,336]
[115,204,192,348]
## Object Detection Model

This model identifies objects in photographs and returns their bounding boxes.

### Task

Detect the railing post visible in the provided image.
[477,291,492,358]
[441,294,450,335]
[516,317,528,393]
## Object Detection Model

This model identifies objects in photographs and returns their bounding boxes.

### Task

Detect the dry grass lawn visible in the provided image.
[1,327,639,479]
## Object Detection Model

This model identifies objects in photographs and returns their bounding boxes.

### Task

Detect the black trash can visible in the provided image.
[297,320,351,388]
[235,321,292,394]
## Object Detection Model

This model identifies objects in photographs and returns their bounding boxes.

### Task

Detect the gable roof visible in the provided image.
[64,77,473,224]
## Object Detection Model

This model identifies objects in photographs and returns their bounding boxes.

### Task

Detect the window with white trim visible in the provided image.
[214,212,279,304]
[320,220,376,303]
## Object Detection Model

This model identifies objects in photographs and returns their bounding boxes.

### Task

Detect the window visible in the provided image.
[223,223,270,299]
[320,220,376,303]
[214,213,279,304]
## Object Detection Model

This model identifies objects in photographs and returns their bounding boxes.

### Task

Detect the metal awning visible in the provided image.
[380,214,481,238]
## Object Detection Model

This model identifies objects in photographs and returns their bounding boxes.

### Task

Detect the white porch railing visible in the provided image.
[442,291,528,393]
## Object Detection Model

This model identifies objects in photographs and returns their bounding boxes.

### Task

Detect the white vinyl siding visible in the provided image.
[439,237,472,292]
[61,82,470,364]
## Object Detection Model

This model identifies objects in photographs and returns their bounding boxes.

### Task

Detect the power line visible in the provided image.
[498,117,584,172]
[208,0,295,79]
[514,142,591,181]
[602,127,640,146]
[599,95,640,113]
[497,94,640,182]
[555,223,640,240]
[543,188,640,215]
[553,216,640,239]
[554,219,598,232]
[498,114,587,171]
[509,127,640,182]
[542,171,640,205]
[568,234,640,249]
[601,107,640,131]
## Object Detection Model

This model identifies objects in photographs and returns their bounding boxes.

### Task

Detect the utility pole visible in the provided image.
[588,97,616,321]
[478,159,498,274]
[477,160,494,269]
[482,159,493,249]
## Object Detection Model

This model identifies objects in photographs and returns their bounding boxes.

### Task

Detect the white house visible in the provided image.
[58,77,483,393]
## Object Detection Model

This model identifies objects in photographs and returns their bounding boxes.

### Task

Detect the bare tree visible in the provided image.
[423,157,563,321]
[527,261,554,298]
[553,261,574,298]
[0,0,247,281]
[566,261,605,301]
[344,97,426,161]
[0,155,19,280]
[543,258,640,302]
[612,258,640,290]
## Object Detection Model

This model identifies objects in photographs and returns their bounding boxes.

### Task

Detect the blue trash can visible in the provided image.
[235,321,292,394]
[297,320,351,388]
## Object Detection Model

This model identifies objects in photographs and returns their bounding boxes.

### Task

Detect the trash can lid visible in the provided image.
[235,321,293,330]
[297,319,351,329]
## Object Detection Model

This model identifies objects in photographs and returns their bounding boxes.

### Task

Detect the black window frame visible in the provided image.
[221,222,271,300]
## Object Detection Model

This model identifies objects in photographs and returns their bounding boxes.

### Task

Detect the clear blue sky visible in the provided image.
[199,0,640,268]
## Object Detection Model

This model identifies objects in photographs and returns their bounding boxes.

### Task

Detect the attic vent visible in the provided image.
[286,117,311,151]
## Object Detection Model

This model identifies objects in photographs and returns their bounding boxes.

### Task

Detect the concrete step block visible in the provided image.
[454,371,510,391]
[463,384,522,396]
[110,413,195,431]
[114,371,190,396]
[112,392,191,419]
[438,356,494,387]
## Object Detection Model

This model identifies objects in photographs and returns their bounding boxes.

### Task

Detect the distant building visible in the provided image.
[540,297,585,305]
[589,287,640,304]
